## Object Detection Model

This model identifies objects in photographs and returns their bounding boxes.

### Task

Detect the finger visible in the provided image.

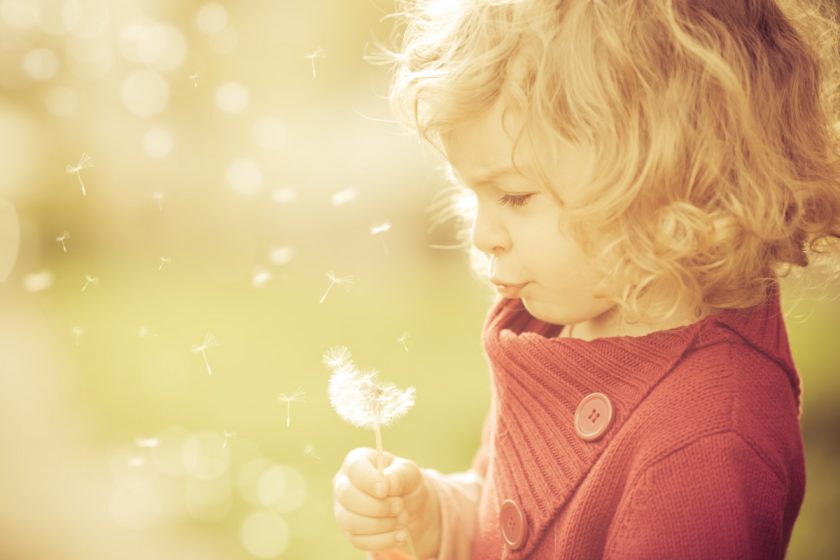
[346,528,411,552]
[335,475,404,518]
[344,448,395,498]
[384,457,423,497]
[334,505,402,535]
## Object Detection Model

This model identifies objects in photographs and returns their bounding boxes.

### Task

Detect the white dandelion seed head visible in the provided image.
[322,346,351,370]
[327,364,415,430]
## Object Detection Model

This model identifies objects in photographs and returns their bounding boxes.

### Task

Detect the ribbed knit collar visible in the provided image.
[480,282,799,558]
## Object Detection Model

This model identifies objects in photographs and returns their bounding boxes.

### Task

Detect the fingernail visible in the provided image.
[395,530,406,544]
[390,498,402,514]
[374,481,385,497]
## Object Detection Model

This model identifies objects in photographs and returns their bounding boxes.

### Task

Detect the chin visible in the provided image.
[520,297,567,326]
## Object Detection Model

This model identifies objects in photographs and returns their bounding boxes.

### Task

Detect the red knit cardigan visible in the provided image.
[377,284,805,559]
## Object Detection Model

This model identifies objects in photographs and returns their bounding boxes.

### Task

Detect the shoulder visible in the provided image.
[630,338,804,482]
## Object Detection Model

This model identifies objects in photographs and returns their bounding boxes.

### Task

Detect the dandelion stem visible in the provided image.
[374,419,384,476]
[201,351,212,375]
[319,282,333,304]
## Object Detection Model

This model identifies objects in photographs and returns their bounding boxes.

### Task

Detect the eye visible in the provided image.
[498,193,534,207]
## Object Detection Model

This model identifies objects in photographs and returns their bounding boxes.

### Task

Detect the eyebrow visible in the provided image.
[471,165,533,185]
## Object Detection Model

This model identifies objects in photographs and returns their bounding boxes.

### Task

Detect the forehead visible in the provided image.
[442,100,595,193]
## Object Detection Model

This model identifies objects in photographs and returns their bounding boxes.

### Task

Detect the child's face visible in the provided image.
[442,100,616,327]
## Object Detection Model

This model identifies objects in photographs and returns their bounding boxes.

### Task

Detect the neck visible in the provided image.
[564,300,718,341]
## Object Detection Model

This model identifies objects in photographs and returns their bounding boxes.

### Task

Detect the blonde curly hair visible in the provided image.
[376,0,840,323]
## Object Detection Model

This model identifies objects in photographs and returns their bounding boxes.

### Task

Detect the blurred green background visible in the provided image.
[0,1,838,559]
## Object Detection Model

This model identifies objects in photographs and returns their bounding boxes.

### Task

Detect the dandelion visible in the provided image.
[370,220,392,254]
[65,152,94,197]
[191,332,218,375]
[277,387,306,428]
[325,346,418,559]
[135,437,159,449]
[222,431,236,449]
[158,256,171,271]
[189,71,200,88]
[303,47,325,78]
[152,191,164,211]
[81,273,99,293]
[319,270,353,304]
[397,331,410,352]
[56,231,70,254]
[71,325,84,346]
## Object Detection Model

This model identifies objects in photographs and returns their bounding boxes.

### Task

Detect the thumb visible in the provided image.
[383,457,422,497]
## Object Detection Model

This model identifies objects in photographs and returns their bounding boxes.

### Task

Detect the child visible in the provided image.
[333,0,840,557]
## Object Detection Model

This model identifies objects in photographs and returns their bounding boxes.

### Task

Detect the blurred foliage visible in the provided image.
[0,1,838,559]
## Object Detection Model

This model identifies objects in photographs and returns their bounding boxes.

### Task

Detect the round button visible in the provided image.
[574,392,613,441]
[499,499,527,549]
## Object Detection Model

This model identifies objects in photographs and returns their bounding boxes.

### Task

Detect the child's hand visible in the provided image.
[333,448,441,559]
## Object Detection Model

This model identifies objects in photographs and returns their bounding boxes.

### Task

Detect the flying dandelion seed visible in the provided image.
[277,387,306,428]
[191,332,218,375]
[135,437,159,449]
[81,274,99,293]
[65,152,94,197]
[319,270,353,304]
[56,231,70,254]
[189,71,200,88]
[222,431,236,449]
[303,443,320,460]
[330,187,357,207]
[303,47,325,78]
[325,347,419,559]
[152,191,164,210]
[137,325,156,338]
[71,325,84,346]
[370,220,392,254]
[251,267,272,287]
[158,256,171,271]
[397,332,410,352]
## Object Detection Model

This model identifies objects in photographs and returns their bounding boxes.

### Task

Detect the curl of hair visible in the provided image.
[373,0,840,323]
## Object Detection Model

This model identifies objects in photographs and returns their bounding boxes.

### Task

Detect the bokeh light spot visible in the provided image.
[22,48,60,81]
[252,116,287,151]
[0,0,37,30]
[182,431,230,480]
[121,69,170,117]
[239,510,289,558]
[216,82,249,114]
[226,158,263,196]
[195,3,228,35]
[143,126,174,158]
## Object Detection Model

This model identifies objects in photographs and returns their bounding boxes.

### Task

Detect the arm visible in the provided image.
[604,431,795,560]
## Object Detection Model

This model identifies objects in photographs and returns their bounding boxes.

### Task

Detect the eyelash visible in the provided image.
[498,193,534,207]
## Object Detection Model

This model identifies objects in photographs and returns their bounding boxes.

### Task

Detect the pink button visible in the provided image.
[499,499,527,549]
[574,392,613,441]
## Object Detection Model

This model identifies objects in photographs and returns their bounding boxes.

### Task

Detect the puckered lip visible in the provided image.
[491,278,529,299]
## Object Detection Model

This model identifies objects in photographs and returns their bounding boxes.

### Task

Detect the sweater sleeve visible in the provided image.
[604,431,792,560]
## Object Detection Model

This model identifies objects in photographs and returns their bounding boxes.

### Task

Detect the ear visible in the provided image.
[0,198,21,283]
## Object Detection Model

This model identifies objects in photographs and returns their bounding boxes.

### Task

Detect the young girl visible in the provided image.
[333,0,840,557]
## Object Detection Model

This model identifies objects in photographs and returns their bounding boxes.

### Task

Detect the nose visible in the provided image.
[470,199,511,257]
